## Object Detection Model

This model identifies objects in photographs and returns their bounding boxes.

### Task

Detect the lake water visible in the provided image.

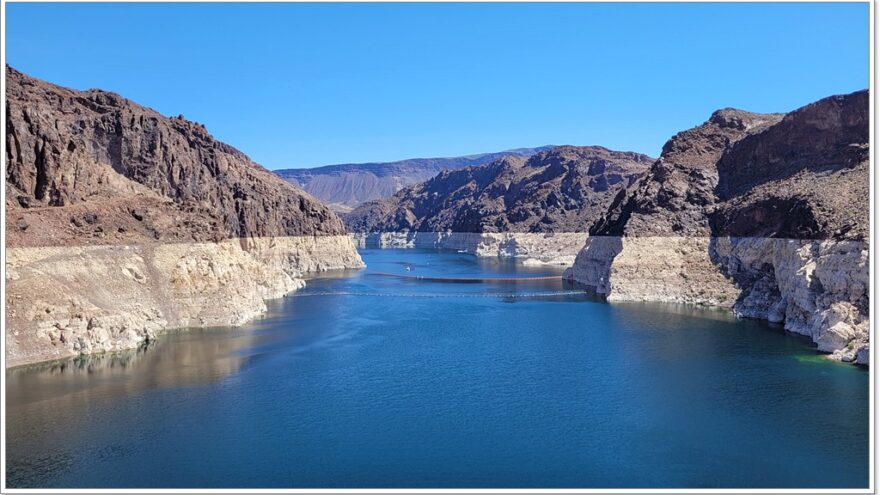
[5,249,869,488]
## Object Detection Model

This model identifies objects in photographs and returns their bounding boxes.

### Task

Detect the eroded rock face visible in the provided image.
[6,65,346,246]
[345,145,653,234]
[567,236,741,306]
[712,91,869,241]
[5,66,363,367]
[714,238,868,363]
[591,109,785,237]
[6,236,362,367]
[566,90,869,363]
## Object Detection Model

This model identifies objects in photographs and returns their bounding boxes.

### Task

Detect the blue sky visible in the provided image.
[5,3,869,170]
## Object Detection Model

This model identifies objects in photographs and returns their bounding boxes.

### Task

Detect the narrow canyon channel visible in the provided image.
[5,249,869,488]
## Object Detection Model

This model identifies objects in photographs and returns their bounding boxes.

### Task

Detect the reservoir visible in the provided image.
[5,249,869,488]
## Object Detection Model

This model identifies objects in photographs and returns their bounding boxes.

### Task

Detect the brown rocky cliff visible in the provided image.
[590,109,785,237]
[711,90,869,240]
[5,67,363,367]
[5,65,345,248]
[566,90,869,364]
[591,90,868,241]
[345,145,654,234]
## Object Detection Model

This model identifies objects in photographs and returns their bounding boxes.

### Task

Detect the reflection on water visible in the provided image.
[7,326,260,408]
[5,248,869,489]
[6,324,264,488]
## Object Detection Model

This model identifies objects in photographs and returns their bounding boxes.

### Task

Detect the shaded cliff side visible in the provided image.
[566,90,869,363]
[5,67,363,367]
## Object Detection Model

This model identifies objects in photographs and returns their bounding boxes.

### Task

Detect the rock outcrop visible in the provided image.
[565,90,869,364]
[5,66,364,367]
[275,146,554,212]
[347,146,653,234]
[344,146,653,261]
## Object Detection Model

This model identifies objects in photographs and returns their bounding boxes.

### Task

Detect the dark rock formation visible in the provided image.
[590,109,786,237]
[712,90,869,240]
[565,90,869,364]
[5,65,346,248]
[591,90,868,241]
[344,146,654,234]
[274,146,555,212]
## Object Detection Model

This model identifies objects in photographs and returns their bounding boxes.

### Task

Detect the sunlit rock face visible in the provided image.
[344,145,653,265]
[344,145,654,235]
[565,90,869,364]
[351,232,588,265]
[5,66,363,367]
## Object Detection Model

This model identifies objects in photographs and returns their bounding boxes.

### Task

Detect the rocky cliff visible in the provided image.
[565,90,869,364]
[275,146,554,212]
[5,66,363,367]
[344,146,653,263]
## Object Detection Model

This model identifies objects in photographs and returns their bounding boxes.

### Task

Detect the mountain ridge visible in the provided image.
[275,145,556,211]
[344,145,655,234]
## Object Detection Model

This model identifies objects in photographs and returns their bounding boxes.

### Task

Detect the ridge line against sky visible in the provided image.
[5,2,868,170]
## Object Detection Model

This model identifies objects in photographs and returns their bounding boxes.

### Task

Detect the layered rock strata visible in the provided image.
[5,67,363,367]
[565,91,869,364]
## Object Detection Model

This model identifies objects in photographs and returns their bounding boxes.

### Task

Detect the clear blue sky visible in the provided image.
[5,3,869,170]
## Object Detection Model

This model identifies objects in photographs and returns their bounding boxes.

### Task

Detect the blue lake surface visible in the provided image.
[5,249,869,488]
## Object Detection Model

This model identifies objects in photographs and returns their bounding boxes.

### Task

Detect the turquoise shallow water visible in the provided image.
[5,249,869,488]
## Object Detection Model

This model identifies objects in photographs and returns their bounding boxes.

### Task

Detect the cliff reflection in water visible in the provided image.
[6,325,260,408]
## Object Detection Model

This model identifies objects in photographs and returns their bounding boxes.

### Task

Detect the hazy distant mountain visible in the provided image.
[274,146,555,212]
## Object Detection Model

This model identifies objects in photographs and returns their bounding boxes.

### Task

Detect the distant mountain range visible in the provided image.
[274,146,555,212]
[344,145,654,233]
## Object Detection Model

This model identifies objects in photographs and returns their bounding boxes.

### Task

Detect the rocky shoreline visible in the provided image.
[560,91,869,365]
[5,67,365,368]
[349,90,869,365]
[563,236,868,364]
[353,231,588,265]
[5,235,363,368]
